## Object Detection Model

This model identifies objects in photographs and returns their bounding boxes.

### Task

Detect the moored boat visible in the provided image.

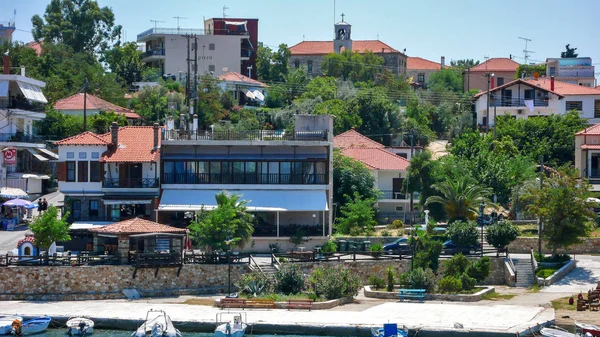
[132,310,180,337]
[371,323,408,337]
[0,316,22,335]
[215,313,247,337]
[576,322,600,337]
[66,317,94,335]
[540,327,578,337]
[11,316,51,335]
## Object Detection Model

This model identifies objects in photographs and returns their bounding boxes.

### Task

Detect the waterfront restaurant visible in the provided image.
[88,217,187,264]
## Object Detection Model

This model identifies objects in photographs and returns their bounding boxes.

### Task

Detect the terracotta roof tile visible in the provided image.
[523,78,600,96]
[89,218,186,235]
[54,93,141,119]
[289,40,400,55]
[217,72,268,87]
[581,144,600,149]
[25,41,42,56]
[407,57,448,70]
[470,58,519,72]
[54,131,111,146]
[100,126,161,163]
[576,124,600,136]
[333,129,384,149]
[341,147,410,171]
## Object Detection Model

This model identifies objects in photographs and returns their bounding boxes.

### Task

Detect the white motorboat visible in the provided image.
[66,317,94,335]
[214,312,247,337]
[540,327,578,337]
[576,321,600,337]
[0,316,22,335]
[11,316,51,335]
[132,310,181,337]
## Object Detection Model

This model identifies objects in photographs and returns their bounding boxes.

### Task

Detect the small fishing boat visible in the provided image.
[132,310,180,337]
[215,312,247,337]
[540,327,578,337]
[576,322,600,337]
[11,316,51,335]
[0,316,22,335]
[66,317,94,335]
[371,323,408,337]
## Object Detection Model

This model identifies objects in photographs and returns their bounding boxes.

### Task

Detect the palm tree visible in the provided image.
[403,151,434,226]
[425,177,492,223]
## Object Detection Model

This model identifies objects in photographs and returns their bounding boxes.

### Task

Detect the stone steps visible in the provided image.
[513,258,535,287]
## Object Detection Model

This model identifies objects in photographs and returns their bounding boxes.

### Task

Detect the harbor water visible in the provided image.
[37,330,341,337]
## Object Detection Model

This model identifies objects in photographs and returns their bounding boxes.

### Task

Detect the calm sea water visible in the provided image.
[37,329,340,337]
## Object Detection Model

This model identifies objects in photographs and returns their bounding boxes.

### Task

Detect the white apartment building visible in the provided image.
[546,57,596,87]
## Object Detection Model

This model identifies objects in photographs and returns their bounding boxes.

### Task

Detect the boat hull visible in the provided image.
[214,323,247,337]
[132,311,180,337]
[371,327,408,337]
[0,317,22,335]
[576,322,600,337]
[540,328,578,337]
[15,316,51,335]
[66,318,94,335]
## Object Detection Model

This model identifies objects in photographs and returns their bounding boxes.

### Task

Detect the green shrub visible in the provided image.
[437,276,463,294]
[370,242,384,252]
[236,272,273,297]
[534,253,571,263]
[381,230,391,237]
[392,220,404,229]
[275,264,305,295]
[446,220,479,247]
[368,275,386,290]
[321,240,337,254]
[268,243,281,253]
[310,265,362,300]
[413,238,443,272]
[467,256,491,282]
[485,220,519,250]
[443,254,470,277]
[386,266,395,292]
[397,268,436,293]
[536,267,559,279]
[460,273,476,291]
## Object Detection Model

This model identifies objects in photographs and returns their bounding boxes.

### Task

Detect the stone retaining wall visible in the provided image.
[537,260,577,287]
[0,264,248,301]
[213,297,354,310]
[508,237,600,254]
[363,285,495,302]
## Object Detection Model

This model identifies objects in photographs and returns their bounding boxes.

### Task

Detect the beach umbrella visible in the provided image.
[2,198,35,209]
[0,187,28,199]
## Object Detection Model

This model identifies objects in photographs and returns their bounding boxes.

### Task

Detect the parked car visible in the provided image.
[442,240,482,255]
[383,237,411,254]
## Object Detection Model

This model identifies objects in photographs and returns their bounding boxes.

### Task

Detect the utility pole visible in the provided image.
[538,156,544,259]
[493,98,497,141]
[193,34,198,116]
[409,129,415,229]
[185,34,191,106]
[83,79,88,132]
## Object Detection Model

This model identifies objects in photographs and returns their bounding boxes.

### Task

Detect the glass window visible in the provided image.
[91,152,100,159]
[186,161,196,173]
[175,162,185,183]
[90,161,101,182]
[210,162,221,183]
[66,161,76,182]
[417,73,425,83]
[198,161,209,173]
[245,162,256,183]
[233,162,244,183]
[280,162,291,184]
[268,162,279,184]
[67,152,74,159]
[72,200,81,220]
[163,162,174,184]
[209,43,215,50]
[89,200,99,217]
[316,162,326,184]
[79,152,87,159]
[294,60,300,69]
[77,161,88,182]
[303,162,315,183]
[496,77,504,86]
[566,101,583,111]
[307,60,313,73]
[221,162,231,183]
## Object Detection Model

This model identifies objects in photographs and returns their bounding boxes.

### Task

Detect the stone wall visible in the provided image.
[482,256,507,285]
[0,264,248,301]
[293,259,412,283]
[508,237,600,254]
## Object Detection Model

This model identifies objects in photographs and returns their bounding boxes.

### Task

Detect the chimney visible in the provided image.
[551,76,555,91]
[491,77,495,89]
[153,123,159,149]
[110,122,119,145]
[441,56,445,69]
[3,54,9,75]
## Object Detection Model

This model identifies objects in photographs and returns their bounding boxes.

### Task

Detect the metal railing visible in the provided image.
[162,173,327,185]
[183,251,251,265]
[129,251,182,267]
[490,98,549,107]
[163,129,328,142]
[103,178,159,188]
[0,252,120,267]
[0,133,47,144]
[143,48,165,57]
[137,27,250,40]
[379,190,407,200]
[0,100,46,111]
[506,250,517,282]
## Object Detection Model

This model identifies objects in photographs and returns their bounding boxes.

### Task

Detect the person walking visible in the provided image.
[41,198,48,212]
[37,199,42,213]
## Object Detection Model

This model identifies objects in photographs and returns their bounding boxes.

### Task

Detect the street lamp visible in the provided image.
[486,73,495,133]
[224,237,234,297]
[479,201,485,257]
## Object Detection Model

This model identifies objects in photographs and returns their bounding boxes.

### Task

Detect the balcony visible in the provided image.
[379,190,407,200]
[162,173,327,185]
[144,48,165,58]
[490,98,549,108]
[0,99,45,111]
[163,129,328,142]
[0,132,46,144]
[137,28,206,41]
[103,178,159,188]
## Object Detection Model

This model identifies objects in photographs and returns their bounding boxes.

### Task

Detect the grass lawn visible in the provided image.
[481,292,517,301]
[536,266,561,278]
[528,283,542,293]
[247,293,323,302]
[551,296,577,311]
[182,298,217,306]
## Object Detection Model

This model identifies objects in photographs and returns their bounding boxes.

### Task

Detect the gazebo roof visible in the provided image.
[89,218,187,235]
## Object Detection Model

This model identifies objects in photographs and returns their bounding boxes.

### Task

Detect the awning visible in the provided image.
[158,189,328,212]
[245,90,255,99]
[0,187,28,199]
[27,148,48,162]
[103,199,153,205]
[252,90,265,101]
[17,81,48,104]
[70,222,112,230]
[37,148,58,160]
[7,173,51,180]
[0,80,8,98]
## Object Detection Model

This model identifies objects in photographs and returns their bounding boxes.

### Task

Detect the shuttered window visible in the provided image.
[595,100,600,118]
[58,162,66,181]
[77,161,88,182]
[66,161,76,182]
[566,101,583,111]
[89,161,101,182]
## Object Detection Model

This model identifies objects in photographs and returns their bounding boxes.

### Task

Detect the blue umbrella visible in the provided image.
[2,198,35,209]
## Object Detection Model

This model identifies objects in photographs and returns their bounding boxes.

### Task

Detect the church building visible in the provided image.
[288,15,407,77]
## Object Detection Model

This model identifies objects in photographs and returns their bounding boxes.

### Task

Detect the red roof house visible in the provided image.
[289,40,399,55]
[54,93,141,120]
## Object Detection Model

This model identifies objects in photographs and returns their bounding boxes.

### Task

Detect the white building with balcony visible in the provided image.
[56,123,161,223]
[575,124,600,191]
[0,65,57,196]
[546,57,596,87]
[473,77,600,127]
[333,129,412,223]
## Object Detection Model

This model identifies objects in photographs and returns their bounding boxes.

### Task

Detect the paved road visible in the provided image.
[0,226,28,254]
[541,256,600,294]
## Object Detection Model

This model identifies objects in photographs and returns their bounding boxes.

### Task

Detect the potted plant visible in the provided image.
[321,240,337,257]
[370,242,384,258]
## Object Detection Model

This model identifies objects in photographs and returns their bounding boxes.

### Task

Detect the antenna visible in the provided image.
[150,20,165,30]
[223,5,229,18]
[333,0,336,39]
[173,16,187,30]
[518,37,534,64]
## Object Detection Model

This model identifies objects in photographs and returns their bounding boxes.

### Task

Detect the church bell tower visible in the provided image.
[333,13,352,54]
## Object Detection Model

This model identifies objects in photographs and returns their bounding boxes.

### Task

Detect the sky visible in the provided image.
[2,0,600,82]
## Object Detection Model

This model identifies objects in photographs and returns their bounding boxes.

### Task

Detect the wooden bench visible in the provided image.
[399,289,425,303]
[220,298,246,309]
[245,299,275,309]
[286,299,314,310]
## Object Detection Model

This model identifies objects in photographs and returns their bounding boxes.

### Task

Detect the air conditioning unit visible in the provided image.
[517,109,523,114]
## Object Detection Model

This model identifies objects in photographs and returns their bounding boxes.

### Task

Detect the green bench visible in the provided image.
[399,289,425,303]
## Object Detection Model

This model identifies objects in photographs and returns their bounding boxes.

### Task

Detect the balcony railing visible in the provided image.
[163,129,328,142]
[0,99,46,111]
[103,178,159,188]
[0,133,46,144]
[143,48,165,57]
[490,98,549,108]
[379,190,407,200]
[163,173,327,185]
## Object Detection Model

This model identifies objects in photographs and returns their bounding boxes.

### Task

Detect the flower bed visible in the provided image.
[363,285,495,302]
[537,260,577,286]
[213,296,354,310]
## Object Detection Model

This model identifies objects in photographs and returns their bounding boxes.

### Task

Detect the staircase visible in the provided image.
[250,254,279,278]
[513,257,535,287]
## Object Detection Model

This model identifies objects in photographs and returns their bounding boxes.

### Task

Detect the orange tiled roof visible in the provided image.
[470,58,519,72]
[341,147,410,171]
[54,131,111,146]
[289,40,400,55]
[54,93,141,119]
[523,78,600,96]
[407,57,448,70]
[334,129,385,149]
[581,144,600,149]
[576,124,600,136]
[100,126,161,163]
[25,41,42,56]
[89,218,186,235]
[596,85,600,90]
[218,72,268,87]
